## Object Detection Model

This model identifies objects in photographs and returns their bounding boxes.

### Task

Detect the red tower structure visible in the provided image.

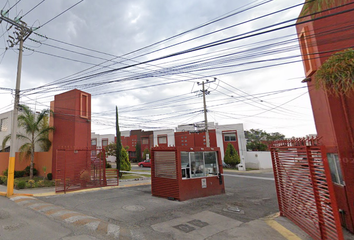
[51,89,91,179]
[296,1,354,232]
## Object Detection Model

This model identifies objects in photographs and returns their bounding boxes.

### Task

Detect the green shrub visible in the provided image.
[14,171,25,178]
[47,173,53,180]
[24,165,38,176]
[2,169,25,178]
[26,179,36,188]
[38,180,45,187]
[0,176,4,184]
[16,181,26,189]
[106,162,112,168]
[224,143,240,167]
[120,148,131,171]
[0,176,7,185]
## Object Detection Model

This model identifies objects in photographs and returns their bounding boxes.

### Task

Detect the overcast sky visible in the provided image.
[0,0,316,138]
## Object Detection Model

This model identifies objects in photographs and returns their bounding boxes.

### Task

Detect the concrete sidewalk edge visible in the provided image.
[0,179,152,198]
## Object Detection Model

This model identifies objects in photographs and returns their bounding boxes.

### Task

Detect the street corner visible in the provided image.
[264,213,311,240]
[151,210,242,240]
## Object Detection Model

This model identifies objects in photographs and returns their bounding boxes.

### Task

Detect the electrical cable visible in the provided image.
[37,0,84,29]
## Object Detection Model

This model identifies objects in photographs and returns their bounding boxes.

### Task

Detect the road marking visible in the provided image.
[222,173,274,181]
[9,196,129,239]
[265,213,302,240]
[131,229,146,240]
[107,224,120,238]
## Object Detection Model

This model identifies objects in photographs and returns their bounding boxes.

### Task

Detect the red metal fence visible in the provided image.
[270,139,343,240]
[55,147,118,193]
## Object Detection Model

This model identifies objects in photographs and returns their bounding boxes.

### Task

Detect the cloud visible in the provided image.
[0,0,316,137]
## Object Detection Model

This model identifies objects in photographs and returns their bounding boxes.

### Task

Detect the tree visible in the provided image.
[120,148,131,171]
[105,142,117,157]
[116,106,122,172]
[224,143,240,167]
[105,142,131,171]
[245,129,285,151]
[143,148,150,160]
[2,104,54,179]
[136,142,142,162]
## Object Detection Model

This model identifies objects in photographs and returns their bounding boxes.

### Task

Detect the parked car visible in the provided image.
[138,159,151,168]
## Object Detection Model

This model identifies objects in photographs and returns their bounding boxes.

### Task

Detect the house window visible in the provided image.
[158,135,167,144]
[91,139,97,146]
[181,151,219,179]
[142,137,149,145]
[0,118,8,132]
[91,150,97,156]
[130,151,136,158]
[102,139,108,147]
[224,133,236,142]
[327,153,344,185]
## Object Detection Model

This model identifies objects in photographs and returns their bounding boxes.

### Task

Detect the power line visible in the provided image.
[37,0,84,29]
[21,0,46,18]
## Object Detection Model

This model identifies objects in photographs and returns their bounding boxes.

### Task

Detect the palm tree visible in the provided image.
[2,104,54,179]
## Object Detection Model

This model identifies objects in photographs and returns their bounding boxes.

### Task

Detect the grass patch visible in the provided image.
[121,172,151,180]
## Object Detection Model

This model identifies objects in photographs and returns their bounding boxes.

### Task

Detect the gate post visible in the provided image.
[271,148,284,216]
[306,146,326,238]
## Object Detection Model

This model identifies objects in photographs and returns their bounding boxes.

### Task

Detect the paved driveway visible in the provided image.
[34,172,279,239]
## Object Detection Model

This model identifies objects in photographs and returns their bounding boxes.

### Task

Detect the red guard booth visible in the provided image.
[151,146,225,201]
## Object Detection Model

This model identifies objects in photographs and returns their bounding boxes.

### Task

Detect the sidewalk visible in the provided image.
[0,178,151,197]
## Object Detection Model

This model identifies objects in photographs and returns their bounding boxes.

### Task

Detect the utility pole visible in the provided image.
[1,11,32,196]
[197,78,216,147]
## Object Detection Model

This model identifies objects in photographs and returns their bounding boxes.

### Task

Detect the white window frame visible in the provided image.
[181,151,219,179]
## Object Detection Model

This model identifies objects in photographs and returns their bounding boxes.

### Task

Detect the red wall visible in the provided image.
[296,2,354,232]
[174,130,217,148]
[119,130,153,160]
[51,89,91,179]
[222,130,240,156]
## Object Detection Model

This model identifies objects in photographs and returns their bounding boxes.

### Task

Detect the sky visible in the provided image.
[0,0,317,138]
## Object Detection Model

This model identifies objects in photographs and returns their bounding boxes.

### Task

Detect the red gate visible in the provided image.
[55,147,119,193]
[270,138,343,240]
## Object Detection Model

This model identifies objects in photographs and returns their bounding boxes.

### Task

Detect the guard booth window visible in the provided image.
[181,151,218,179]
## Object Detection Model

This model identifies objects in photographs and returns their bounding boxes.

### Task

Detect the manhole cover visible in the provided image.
[173,224,195,233]
[188,219,209,228]
[122,205,146,212]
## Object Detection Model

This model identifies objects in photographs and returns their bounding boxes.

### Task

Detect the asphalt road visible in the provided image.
[36,170,277,239]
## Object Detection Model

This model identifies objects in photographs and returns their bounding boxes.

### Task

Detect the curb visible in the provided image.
[0,179,151,197]
[264,213,302,240]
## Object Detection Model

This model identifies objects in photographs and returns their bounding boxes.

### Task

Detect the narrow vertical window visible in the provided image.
[299,26,316,76]
[80,93,88,118]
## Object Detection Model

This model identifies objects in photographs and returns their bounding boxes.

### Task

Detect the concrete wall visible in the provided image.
[91,133,115,147]
[245,151,272,170]
[153,129,175,147]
